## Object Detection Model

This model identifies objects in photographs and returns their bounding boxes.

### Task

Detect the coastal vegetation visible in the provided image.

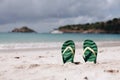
[58,18,120,34]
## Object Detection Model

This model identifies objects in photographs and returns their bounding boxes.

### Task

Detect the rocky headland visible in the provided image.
[12,26,36,33]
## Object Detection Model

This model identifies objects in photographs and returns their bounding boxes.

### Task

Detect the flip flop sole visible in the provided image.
[83,39,98,63]
[62,40,75,63]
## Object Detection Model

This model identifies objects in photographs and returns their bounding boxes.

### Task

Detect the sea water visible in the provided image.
[0,33,120,50]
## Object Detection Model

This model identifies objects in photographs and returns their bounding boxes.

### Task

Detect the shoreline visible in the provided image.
[0,41,120,50]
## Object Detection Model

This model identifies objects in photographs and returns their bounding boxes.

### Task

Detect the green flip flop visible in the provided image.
[83,39,98,63]
[61,40,75,64]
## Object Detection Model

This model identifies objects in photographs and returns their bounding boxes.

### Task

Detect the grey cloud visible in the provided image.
[0,0,110,24]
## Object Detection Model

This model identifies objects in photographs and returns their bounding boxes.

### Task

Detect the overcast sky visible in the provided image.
[0,0,120,32]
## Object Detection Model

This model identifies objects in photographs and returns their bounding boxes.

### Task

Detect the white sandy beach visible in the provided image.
[0,41,120,80]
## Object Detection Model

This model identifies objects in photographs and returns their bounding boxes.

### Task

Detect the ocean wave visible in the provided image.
[0,42,62,50]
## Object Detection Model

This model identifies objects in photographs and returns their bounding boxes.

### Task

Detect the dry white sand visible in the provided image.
[0,41,120,80]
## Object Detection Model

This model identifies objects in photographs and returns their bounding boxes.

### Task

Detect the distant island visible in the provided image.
[12,26,36,33]
[57,18,120,34]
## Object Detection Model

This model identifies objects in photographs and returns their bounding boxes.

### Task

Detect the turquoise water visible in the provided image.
[0,33,120,43]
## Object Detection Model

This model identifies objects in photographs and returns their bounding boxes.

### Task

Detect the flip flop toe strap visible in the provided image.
[83,47,96,57]
[63,46,74,55]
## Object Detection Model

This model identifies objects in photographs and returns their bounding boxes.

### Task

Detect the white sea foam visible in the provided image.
[0,42,62,50]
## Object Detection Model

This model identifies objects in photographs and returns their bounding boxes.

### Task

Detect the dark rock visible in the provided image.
[84,76,88,80]
[12,26,36,33]
[104,69,119,73]
[14,57,20,59]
